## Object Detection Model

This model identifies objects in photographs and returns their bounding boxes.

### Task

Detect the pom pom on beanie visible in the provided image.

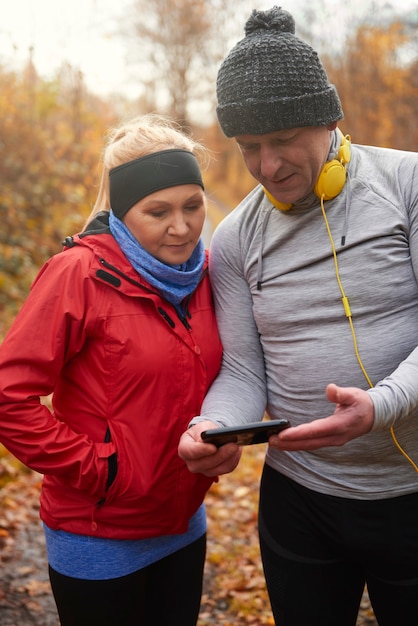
[216,6,343,137]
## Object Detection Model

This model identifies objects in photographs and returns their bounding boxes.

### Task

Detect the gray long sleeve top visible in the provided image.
[199,134,418,500]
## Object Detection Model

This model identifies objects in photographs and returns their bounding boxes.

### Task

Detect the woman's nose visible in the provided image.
[168,214,188,235]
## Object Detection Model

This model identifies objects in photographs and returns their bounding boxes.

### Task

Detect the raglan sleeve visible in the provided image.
[368,154,418,430]
[194,214,268,427]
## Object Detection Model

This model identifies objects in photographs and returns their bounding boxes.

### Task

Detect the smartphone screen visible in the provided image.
[201,419,290,447]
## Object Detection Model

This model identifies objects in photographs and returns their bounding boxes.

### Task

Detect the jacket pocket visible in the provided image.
[104,426,118,490]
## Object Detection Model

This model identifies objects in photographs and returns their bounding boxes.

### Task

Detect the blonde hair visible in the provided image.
[84,114,208,228]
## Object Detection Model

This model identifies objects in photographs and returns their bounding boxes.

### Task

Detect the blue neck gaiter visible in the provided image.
[109,210,205,311]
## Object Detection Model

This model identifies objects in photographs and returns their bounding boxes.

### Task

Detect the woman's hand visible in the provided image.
[178,420,242,477]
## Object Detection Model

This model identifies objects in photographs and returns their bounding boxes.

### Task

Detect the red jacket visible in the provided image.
[0,214,222,539]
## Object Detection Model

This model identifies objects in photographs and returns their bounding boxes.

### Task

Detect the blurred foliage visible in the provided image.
[1,14,417,337]
[0,444,29,489]
[326,20,418,150]
[0,58,117,335]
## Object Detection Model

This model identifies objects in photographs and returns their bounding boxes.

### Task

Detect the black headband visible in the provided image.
[109,149,204,219]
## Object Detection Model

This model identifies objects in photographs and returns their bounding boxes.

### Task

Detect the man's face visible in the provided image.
[235,123,338,206]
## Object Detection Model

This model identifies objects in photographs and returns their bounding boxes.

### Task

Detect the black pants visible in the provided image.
[49,534,206,626]
[259,464,418,626]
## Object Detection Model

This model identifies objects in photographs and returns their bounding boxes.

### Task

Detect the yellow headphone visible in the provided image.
[263,134,351,211]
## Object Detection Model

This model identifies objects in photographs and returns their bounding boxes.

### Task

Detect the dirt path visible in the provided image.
[0,470,58,625]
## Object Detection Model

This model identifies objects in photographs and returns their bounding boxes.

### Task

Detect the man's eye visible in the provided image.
[240,144,258,153]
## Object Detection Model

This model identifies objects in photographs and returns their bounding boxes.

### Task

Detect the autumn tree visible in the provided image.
[295,1,418,150]
[0,59,116,335]
[122,0,254,128]
[325,20,418,150]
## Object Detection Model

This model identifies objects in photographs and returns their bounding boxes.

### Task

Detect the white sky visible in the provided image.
[0,0,417,100]
[0,0,135,97]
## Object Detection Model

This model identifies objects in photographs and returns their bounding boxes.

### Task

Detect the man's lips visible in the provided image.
[269,172,294,185]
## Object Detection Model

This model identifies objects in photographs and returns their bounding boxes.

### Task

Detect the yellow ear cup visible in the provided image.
[339,137,351,164]
[314,134,351,201]
[313,159,347,200]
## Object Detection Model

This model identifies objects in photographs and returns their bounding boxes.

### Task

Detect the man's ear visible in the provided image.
[326,121,338,131]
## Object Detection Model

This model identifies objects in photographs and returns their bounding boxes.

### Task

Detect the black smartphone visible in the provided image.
[201,419,290,447]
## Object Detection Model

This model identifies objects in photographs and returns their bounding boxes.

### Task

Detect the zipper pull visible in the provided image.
[158,307,176,328]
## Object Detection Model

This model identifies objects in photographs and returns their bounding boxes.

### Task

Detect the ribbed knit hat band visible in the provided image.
[216,6,343,137]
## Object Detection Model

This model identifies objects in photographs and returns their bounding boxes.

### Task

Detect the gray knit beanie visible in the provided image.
[216,6,343,137]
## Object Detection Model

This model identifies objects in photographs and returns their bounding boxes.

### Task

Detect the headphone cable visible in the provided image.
[321,196,418,472]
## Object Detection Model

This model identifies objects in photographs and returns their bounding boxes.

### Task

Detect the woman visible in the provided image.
[0,114,222,626]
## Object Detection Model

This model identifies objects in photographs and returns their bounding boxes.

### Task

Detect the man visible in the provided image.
[179,6,418,626]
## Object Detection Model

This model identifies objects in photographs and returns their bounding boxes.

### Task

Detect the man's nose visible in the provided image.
[260,146,282,179]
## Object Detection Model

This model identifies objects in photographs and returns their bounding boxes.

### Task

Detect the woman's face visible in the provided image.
[123,184,206,265]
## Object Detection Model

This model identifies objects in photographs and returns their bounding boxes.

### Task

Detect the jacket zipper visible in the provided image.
[99,258,208,332]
